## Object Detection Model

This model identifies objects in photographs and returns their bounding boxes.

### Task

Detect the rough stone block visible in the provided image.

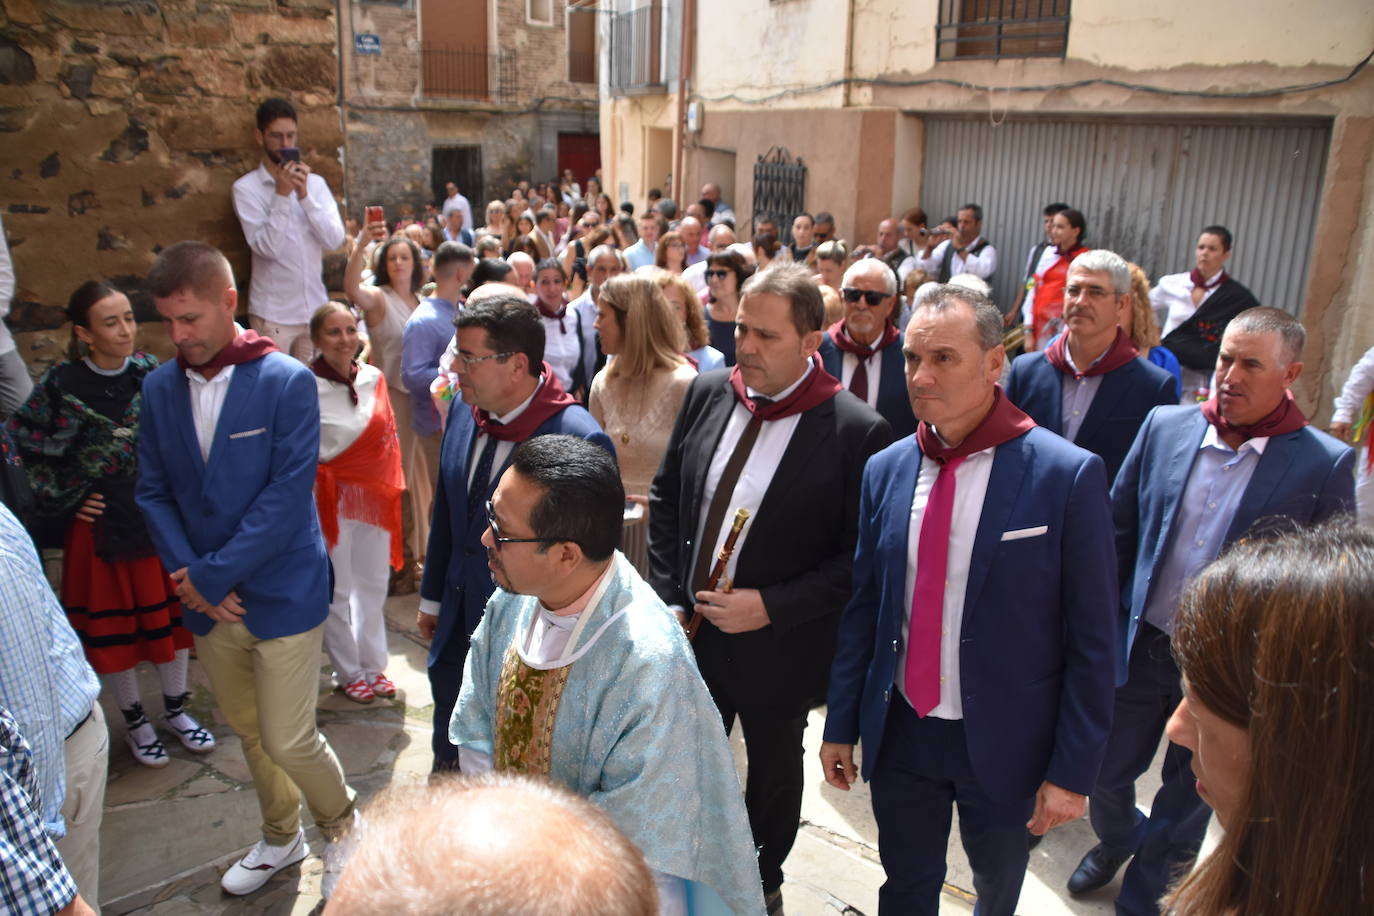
[256,45,335,93]
[230,10,334,46]
[164,103,254,151]
[46,2,163,38]
[181,49,247,98]
[0,36,36,85]
[2,0,42,25]
[164,10,233,47]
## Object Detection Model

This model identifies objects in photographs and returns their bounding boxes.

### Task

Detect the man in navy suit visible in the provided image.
[1067,307,1354,913]
[418,289,613,772]
[821,284,1118,916]
[137,241,356,899]
[818,258,916,441]
[1005,249,1177,483]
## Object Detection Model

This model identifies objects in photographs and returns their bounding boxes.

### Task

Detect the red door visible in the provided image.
[557,133,601,188]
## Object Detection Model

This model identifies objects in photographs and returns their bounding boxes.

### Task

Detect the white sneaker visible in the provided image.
[220,832,308,896]
[321,811,363,901]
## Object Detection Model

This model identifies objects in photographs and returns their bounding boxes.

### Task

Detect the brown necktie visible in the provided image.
[690,399,770,594]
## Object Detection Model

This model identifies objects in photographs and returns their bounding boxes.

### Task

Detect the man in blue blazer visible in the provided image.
[1068,307,1354,913]
[417,288,613,771]
[137,242,356,899]
[818,258,916,441]
[1005,250,1177,483]
[821,284,1118,916]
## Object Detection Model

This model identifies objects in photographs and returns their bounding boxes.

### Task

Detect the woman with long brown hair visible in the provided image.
[1164,520,1374,916]
[588,274,696,573]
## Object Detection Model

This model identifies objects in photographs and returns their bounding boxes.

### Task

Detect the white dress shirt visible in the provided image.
[895,445,996,720]
[1331,344,1374,424]
[836,336,885,411]
[231,163,345,325]
[690,366,811,587]
[911,236,998,281]
[441,192,474,234]
[185,364,237,463]
[1151,270,1223,337]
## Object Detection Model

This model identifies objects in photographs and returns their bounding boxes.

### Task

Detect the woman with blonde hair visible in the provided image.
[814,239,849,292]
[1123,262,1182,399]
[650,268,725,371]
[589,274,697,573]
[1164,520,1374,916]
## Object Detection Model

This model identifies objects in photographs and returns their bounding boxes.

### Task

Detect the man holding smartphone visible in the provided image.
[232,97,345,362]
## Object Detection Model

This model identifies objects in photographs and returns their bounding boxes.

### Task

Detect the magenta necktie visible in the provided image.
[905,455,965,717]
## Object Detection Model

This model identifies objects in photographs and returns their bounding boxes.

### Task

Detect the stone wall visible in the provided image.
[0,0,343,376]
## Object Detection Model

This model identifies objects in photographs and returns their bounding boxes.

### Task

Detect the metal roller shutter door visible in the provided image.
[919,117,1331,317]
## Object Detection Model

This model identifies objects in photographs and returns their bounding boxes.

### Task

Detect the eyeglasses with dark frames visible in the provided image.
[485,499,567,550]
[840,287,889,306]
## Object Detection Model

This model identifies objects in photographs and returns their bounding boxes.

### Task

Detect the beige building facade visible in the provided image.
[600,0,1374,416]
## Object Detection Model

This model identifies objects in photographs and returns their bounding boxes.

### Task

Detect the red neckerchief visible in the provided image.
[728,354,842,421]
[471,363,578,442]
[532,294,569,333]
[917,386,1036,465]
[1190,268,1229,291]
[1045,327,1138,379]
[310,357,360,405]
[1200,390,1307,442]
[177,330,278,376]
[826,320,901,360]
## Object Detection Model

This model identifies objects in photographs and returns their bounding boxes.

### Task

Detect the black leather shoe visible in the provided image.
[1067,843,1132,895]
[764,888,784,914]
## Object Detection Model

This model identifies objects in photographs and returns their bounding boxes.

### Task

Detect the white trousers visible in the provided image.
[323,518,392,684]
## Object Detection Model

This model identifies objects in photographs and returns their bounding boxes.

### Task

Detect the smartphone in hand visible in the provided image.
[279,147,302,163]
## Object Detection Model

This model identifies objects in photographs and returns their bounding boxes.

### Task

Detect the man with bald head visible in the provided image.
[418,293,612,772]
[678,215,711,266]
[701,182,735,227]
[708,223,736,253]
[506,250,535,293]
[822,284,1116,915]
[325,773,657,916]
[818,258,915,439]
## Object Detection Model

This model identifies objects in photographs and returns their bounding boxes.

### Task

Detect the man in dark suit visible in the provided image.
[1005,249,1177,482]
[418,288,613,772]
[649,262,891,911]
[1152,225,1260,398]
[138,241,356,899]
[1068,307,1354,914]
[821,284,1118,916]
[818,258,916,441]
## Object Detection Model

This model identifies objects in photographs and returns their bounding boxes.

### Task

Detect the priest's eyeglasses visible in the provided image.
[485,499,567,549]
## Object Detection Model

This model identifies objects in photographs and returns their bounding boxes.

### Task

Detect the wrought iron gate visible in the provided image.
[752,147,806,244]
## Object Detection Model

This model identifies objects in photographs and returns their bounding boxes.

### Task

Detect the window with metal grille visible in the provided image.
[936,0,1070,61]
[752,147,806,245]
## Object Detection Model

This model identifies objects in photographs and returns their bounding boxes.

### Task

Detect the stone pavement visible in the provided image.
[97,594,1167,915]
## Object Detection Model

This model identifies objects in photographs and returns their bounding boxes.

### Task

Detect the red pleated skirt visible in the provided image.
[61,519,194,675]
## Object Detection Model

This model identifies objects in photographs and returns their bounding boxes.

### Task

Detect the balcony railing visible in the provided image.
[420,46,517,103]
[609,3,664,94]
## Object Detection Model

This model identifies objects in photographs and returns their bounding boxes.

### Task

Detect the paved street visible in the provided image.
[96,594,1166,915]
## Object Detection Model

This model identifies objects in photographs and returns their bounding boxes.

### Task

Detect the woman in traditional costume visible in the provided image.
[9,281,214,767]
[310,303,406,704]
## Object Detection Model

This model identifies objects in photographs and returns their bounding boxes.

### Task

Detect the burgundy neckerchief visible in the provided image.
[1045,327,1139,379]
[532,294,569,333]
[310,356,360,406]
[826,320,901,360]
[1056,242,1088,261]
[728,354,842,421]
[471,363,578,442]
[1200,390,1307,443]
[177,330,279,377]
[1190,268,1229,291]
[916,386,1036,465]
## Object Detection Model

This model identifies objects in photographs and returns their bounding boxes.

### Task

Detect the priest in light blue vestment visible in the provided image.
[450,435,765,916]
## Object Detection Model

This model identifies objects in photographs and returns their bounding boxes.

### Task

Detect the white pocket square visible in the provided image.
[1000,525,1048,541]
[229,427,267,439]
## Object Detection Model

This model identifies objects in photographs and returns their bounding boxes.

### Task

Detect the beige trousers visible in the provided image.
[248,314,315,363]
[195,622,355,844]
[56,703,108,913]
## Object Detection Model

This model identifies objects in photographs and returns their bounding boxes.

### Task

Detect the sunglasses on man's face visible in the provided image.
[840,287,889,306]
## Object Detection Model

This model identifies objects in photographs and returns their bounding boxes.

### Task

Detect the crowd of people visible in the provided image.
[1,93,1372,916]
